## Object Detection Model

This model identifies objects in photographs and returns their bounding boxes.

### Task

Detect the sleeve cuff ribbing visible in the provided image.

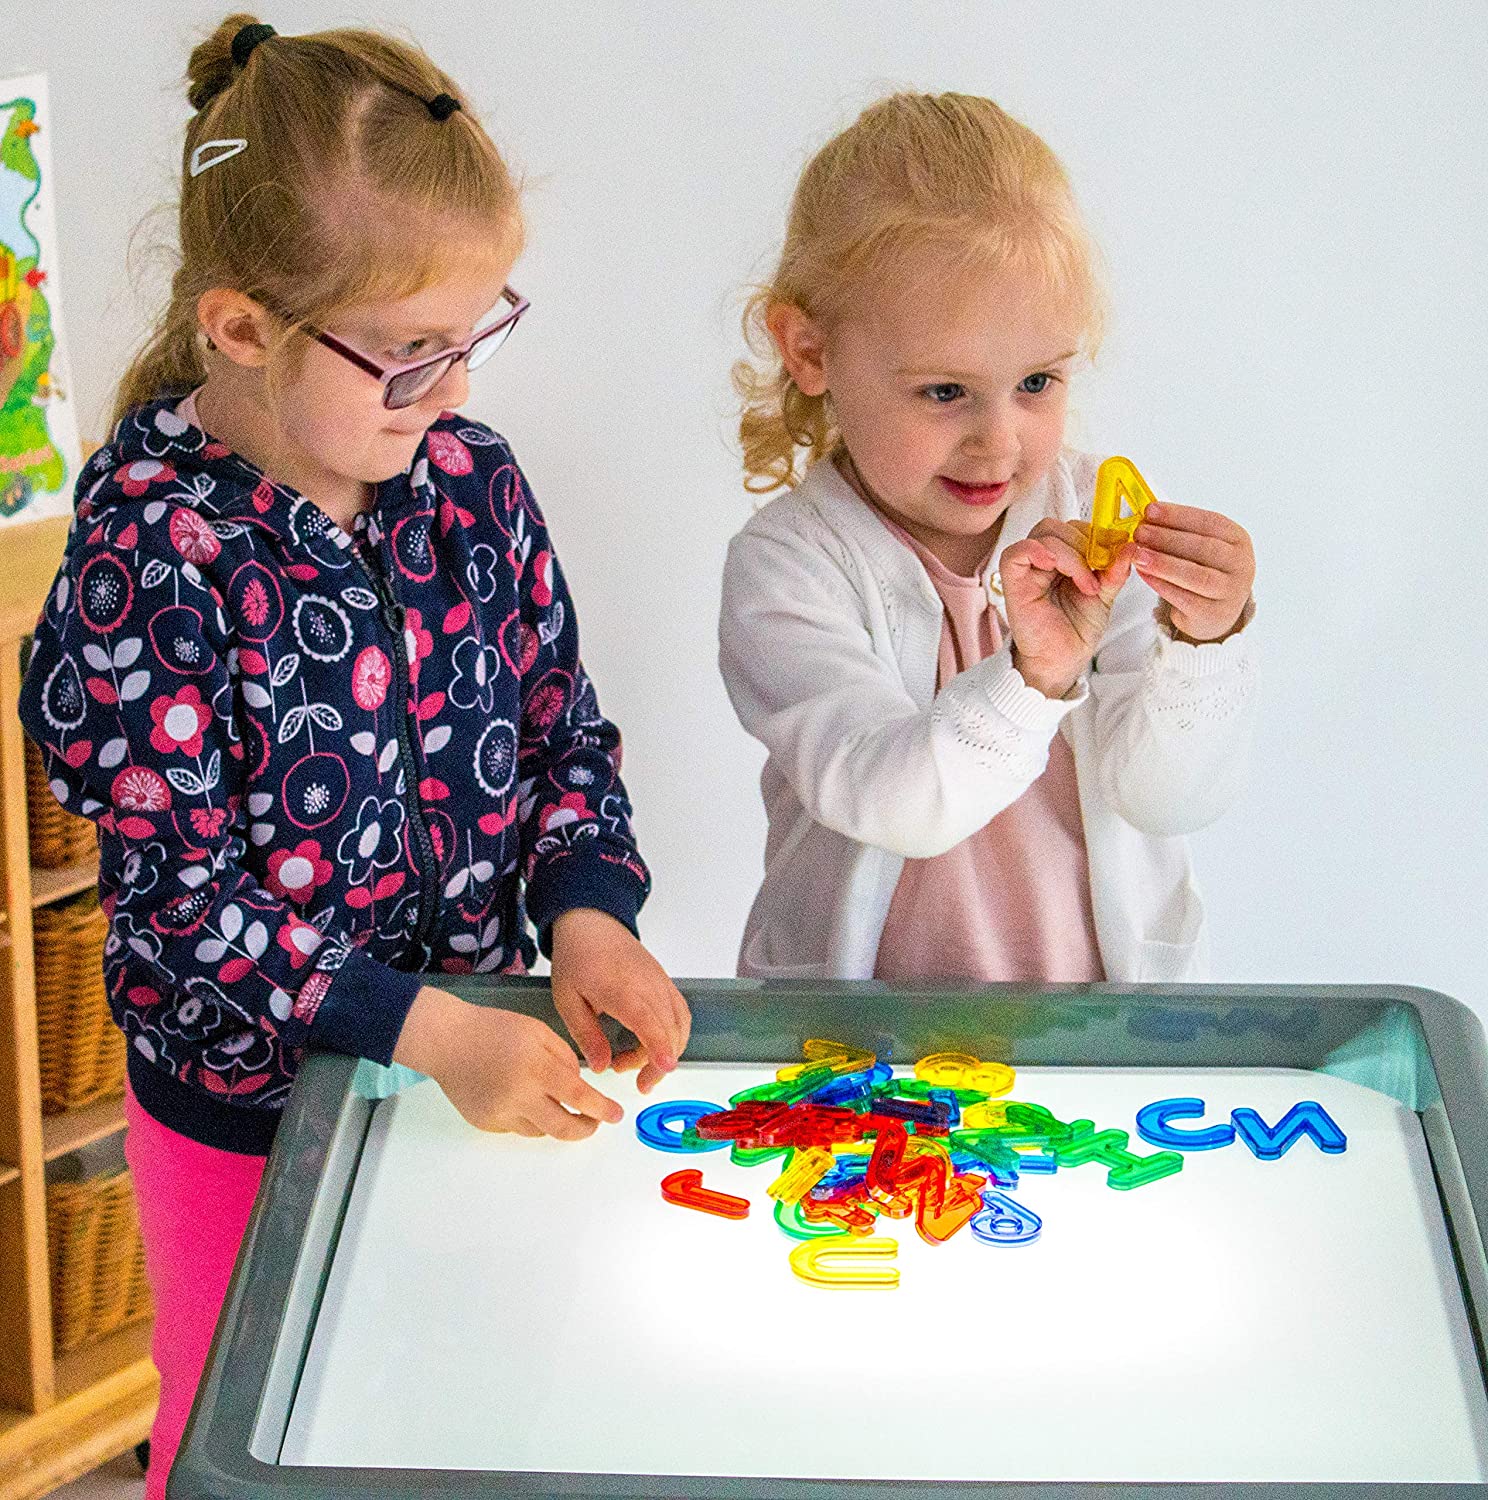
[527,853,646,959]
[309,946,426,1066]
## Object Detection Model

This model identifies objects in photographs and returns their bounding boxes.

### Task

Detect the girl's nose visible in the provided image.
[428,357,470,414]
[962,425,1018,468]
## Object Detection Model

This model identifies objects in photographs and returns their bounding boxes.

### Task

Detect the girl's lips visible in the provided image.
[940,476,1010,507]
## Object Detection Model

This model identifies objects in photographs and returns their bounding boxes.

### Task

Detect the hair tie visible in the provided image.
[426,92,461,121]
[231,22,276,68]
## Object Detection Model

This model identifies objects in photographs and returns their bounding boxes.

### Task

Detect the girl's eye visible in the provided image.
[389,339,428,360]
[921,382,966,404]
[1021,372,1059,395]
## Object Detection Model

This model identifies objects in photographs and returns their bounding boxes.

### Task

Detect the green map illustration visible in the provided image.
[1,93,67,518]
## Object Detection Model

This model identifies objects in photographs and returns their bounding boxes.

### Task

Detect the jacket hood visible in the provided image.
[78,396,430,565]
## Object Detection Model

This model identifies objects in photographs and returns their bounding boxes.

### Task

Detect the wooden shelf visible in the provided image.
[28,853,98,909]
[41,1098,125,1163]
[52,1320,154,1405]
[0,1322,156,1500]
[2,519,157,1496]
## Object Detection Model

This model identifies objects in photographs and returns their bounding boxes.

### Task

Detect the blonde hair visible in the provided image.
[111,13,524,432]
[734,91,1110,493]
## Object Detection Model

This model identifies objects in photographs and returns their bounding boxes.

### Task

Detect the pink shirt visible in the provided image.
[871,512,1105,983]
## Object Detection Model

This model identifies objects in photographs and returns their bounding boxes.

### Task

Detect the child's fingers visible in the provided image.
[552,1065,625,1127]
[552,983,612,1072]
[1137,574,1219,625]
[603,986,679,1074]
[1133,521,1243,572]
[529,1096,602,1142]
[634,1059,668,1095]
[666,979,692,1058]
[611,1045,646,1074]
[642,978,688,1061]
[1133,547,1229,600]
[1142,501,1248,539]
[1095,544,1136,598]
[1024,531,1101,596]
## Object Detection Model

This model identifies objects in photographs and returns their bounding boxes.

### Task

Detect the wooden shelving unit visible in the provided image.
[28,857,100,912]
[0,513,157,1500]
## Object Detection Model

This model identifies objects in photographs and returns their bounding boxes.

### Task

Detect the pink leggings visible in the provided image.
[123,1082,266,1499]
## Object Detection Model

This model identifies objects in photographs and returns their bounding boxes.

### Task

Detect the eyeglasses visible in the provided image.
[275,286,530,410]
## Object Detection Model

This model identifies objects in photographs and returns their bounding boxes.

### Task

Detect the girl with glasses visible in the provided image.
[19,17,688,1494]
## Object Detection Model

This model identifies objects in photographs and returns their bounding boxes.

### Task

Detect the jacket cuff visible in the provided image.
[309,946,426,1066]
[1154,596,1257,679]
[528,853,646,958]
[968,646,1089,732]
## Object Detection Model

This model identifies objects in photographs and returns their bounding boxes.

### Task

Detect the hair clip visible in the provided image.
[189,138,248,177]
[426,92,461,121]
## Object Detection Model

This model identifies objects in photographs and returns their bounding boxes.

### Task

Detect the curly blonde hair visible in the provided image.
[734,91,1109,493]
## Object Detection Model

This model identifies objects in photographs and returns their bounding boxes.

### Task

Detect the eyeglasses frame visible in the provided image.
[264,285,530,409]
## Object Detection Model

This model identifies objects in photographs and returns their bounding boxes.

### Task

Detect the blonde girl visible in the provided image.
[720,92,1258,985]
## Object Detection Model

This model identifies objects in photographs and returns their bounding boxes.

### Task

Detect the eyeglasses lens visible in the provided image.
[385,355,456,410]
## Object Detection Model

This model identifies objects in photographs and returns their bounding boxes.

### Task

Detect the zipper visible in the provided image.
[351,545,442,958]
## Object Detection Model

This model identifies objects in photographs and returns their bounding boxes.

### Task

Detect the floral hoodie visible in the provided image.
[19,397,650,1153]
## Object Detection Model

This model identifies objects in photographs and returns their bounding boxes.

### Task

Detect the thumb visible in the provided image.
[551,976,612,1072]
[1098,544,1136,602]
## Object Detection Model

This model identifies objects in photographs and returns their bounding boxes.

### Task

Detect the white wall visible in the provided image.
[15,2,1487,1026]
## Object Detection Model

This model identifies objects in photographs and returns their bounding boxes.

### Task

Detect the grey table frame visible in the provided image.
[170,980,1488,1499]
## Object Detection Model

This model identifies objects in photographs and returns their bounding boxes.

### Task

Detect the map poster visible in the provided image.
[1,72,82,528]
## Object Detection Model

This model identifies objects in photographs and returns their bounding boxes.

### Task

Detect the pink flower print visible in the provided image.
[114,459,177,497]
[438,495,475,535]
[498,610,538,675]
[541,791,592,833]
[149,685,212,757]
[351,645,391,710]
[189,805,228,840]
[169,507,222,564]
[241,577,271,629]
[427,429,473,475]
[111,764,172,813]
[523,669,571,737]
[532,549,554,607]
[277,917,324,971]
[403,608,433,683]
[266,840,333,903]
[151,883,216,937]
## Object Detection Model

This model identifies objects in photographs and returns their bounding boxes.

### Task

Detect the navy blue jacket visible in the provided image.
[19,398,650,1153]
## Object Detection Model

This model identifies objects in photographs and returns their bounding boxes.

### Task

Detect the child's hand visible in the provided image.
[393,985,624,1139]
[549,908,691,1095]
[1131,503,1255,643]
[1000,519,1135,698]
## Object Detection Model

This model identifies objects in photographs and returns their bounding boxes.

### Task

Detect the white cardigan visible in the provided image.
[718,448,1258,984]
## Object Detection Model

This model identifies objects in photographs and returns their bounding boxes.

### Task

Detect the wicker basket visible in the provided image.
[46,1169,153,1355]
[34,890,123,1115]
[24,734,97,869]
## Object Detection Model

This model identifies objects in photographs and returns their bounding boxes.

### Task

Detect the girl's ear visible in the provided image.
[765,302,829,397]
[196,288,275,369]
